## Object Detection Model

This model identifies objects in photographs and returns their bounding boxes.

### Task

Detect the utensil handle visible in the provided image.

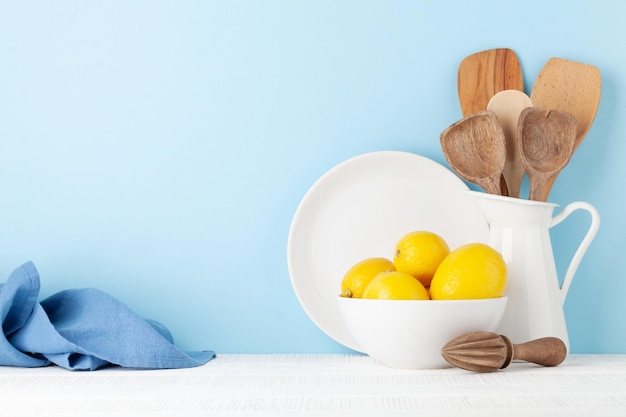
[512,337,567,367]
[550,202,601,304]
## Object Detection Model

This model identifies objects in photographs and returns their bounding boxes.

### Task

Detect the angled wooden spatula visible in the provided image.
[531,57,602,152]
[529,57,601,200]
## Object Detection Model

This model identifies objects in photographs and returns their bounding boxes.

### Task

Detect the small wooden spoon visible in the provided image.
[440,110,506,195]
[518,107,577,201]
[441,331,567,373]
[487,90,533,198]
[458,48,524,117]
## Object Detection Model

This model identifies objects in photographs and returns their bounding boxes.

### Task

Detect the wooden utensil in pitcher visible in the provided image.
[530,58,601,200]
[457,48,524,117]
[440,110,506,195]
[487,90,533,198]
[457,48,523,196]
[518,107,577,201]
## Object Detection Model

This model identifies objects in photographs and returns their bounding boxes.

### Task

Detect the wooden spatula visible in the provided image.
[530,57,601,152]
[457,48,524,117]
[457,48,524,195]
[530,58,601,200]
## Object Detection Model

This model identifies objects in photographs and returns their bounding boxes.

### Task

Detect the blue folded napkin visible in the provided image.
[0,261,215,370]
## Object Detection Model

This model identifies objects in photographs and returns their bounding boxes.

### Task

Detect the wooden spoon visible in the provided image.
[441,331,567,373]
[530,58,602,198]
[487,90,533,198]
[518,107,577,201]
[440,110,506,195]
[458,48,524,117]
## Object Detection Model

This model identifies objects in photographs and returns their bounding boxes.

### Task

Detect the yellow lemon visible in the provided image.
[429,243,506,300]
[362,271,430,300]
[340,257,395,298]
[393,231,450,287]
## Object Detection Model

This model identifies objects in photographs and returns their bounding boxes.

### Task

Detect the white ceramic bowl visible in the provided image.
[337,296,507,369]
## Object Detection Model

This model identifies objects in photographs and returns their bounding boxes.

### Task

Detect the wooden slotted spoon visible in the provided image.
[440,110,506,195]
[518,107,577,201]
[530,58,602,199]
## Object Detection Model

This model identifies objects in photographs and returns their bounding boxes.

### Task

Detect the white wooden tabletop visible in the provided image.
[1,354,625,416]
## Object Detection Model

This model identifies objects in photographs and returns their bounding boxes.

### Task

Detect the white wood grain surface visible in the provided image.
[1,354,625,416]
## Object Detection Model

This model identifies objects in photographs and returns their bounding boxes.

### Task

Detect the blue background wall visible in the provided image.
[1,1,624,354]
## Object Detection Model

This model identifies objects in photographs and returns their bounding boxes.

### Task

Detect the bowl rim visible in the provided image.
[337,296,507,304]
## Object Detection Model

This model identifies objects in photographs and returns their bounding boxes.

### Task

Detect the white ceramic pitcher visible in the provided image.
[467,190,600,351]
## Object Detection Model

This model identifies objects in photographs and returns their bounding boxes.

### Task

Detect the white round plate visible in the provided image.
[287,151,489,351]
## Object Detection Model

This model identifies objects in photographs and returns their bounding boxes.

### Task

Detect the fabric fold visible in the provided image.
[1,261,215,371]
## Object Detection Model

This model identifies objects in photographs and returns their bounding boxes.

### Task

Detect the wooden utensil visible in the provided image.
[441,331,567,373]
[457,48,524,195]
[458,48,524,117]
[440,110,506,195]
[518,107,577,201]
[487,90,533,198]
[530,58,602,199]
[530,57,601,151]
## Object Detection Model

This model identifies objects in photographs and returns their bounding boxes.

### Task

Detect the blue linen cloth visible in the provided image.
[0,261,215,370]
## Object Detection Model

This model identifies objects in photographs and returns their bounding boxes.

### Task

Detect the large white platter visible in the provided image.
[287,151,489,351]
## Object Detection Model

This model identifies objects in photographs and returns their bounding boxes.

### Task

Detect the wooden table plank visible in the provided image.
[1,354,625,416]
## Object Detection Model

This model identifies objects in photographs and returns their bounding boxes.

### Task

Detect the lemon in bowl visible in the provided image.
[362,271,430,300]
[337,241,508,369]
[340,257,395,299]
[393,230,450,288]
[430,243,506,300]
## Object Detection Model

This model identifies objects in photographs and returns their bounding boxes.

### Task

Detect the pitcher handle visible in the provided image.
[550,202,601,304]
